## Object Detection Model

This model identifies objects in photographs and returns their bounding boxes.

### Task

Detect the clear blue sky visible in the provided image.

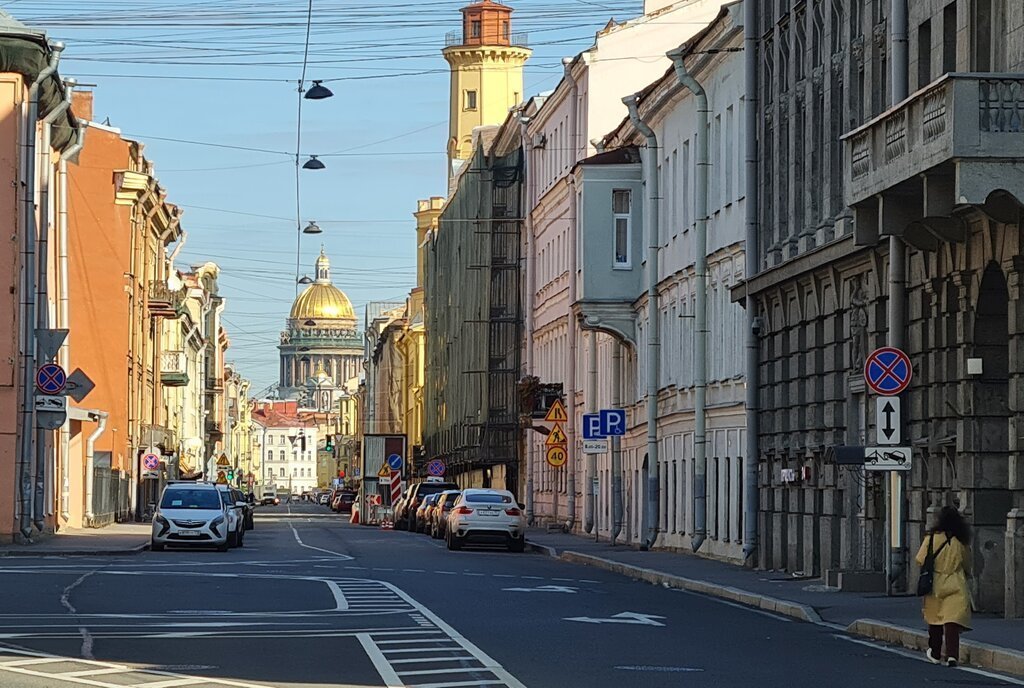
[8,0,642,393]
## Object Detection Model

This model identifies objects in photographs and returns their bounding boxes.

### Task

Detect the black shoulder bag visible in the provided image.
[916,533,949,596]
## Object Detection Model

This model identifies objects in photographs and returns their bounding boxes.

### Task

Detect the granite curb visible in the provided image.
[0,542,149,557]
[528,540,1024,679]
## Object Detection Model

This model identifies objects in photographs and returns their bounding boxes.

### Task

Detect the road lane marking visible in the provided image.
[289,523,353,559]
[59,569,97,659]
[357,633,404,688]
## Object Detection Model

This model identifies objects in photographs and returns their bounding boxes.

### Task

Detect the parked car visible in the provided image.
[396,479,460,532]
[445,488,525,552]
[335,491,356,514]
[428,490,461,539]
[230,486,254,530]
[216,484,247,548]
[392,485,414,525]
[151,482,230,552]
[415,493,441,533]
[318,492,332,505]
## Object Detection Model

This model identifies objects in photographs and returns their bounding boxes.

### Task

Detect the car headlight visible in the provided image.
[211,515,225,526]
[154,514,169,526]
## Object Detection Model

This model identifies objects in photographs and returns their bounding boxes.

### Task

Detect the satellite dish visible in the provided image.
[166,274,183,292]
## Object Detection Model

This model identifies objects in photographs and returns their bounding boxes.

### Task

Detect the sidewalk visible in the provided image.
[526,528,1024,677]
[0,523,150,556]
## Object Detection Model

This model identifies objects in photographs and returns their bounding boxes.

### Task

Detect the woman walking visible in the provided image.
[916,506,972,667]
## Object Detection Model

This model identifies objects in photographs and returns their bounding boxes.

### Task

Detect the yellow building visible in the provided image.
[442,0,530,182]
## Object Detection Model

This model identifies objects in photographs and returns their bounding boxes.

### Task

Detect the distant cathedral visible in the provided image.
[278,249,362,409]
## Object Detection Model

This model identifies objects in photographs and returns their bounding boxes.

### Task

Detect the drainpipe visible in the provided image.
[623,93,660,550]
[742,0,761,561]
[33,74,74,531]
[58,116,86,523]
[668,48,710,553]
[564,57,579,532]
[519,113,536,525]
[84,412,109,524]
[610,341,623,544]
[169,229,188,268]
[17,43,64,538]
[887,0,909,594]
[584,332,597,534]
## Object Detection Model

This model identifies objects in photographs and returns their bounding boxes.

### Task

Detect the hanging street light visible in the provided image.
[297,275,314,285]
[302,221,322,235]
[304,80,334,100]
[302,155,326,170]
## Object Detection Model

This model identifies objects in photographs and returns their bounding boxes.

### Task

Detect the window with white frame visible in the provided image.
[464,90,477,110]
[612,189,631,267]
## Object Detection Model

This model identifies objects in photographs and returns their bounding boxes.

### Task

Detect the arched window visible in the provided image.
[266,451,272,462]
[278,467,284,477]
[279,450,285,461]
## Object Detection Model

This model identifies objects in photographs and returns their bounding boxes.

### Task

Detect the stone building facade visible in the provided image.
[746,0,1024,615]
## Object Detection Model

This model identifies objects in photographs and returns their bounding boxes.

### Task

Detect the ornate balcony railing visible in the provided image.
[444,29,527,48]
[844,73,1024,209]
[148,281,184,318]
[160,350,188,387]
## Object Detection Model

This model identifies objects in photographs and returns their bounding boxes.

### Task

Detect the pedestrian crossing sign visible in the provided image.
[545,423,567,446]
[544,398,568,422]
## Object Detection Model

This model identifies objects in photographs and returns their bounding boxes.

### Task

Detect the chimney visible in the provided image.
[72,90,94,123]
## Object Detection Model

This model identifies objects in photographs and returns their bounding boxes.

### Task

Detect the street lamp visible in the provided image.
[302,220,322,235]
[304,80,334,100]
[297,275,313,285]
[302,155,326,170]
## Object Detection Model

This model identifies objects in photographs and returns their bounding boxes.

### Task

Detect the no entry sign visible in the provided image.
[864,347,912,395]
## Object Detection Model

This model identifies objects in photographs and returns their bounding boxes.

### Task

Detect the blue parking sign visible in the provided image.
[600,409,626,436]
[582,414,603,440]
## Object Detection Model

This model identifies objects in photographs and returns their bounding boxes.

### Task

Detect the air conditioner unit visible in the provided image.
[532,133,546,149]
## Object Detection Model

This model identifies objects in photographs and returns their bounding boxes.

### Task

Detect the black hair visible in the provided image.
[933,505,971,545]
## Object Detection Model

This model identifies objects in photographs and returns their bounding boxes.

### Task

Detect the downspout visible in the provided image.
[584,332,597,534]
[17,43,63,538]
[169,229,188,268]
[887,0,909,593]
[564,57,579,532]
[58,116,86,523]
[742,0,761,561]
[519,112,536,525]
[84,412,108,524]
[623,94,660,550]
[668,48,710,553]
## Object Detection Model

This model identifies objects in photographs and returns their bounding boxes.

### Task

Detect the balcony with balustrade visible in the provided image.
[160,350,189,387]
[843,74,1024,250]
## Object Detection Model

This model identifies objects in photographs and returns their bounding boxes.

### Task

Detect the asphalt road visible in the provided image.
[0,502,1020,688]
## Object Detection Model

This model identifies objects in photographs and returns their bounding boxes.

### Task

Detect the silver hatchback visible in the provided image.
[445,488,526,552]
[151,482,230,552]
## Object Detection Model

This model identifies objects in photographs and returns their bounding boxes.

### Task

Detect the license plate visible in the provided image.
[178,529,200,536]
[480,510,499,517]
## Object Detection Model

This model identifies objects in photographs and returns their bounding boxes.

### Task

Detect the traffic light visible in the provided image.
[227,469,235,482]
[325,435,333,452]
[338,469,345,478]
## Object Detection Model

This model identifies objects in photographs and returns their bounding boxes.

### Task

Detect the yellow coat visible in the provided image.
[915,532,972,629]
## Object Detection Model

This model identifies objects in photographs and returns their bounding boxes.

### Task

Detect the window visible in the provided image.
[279,435,284,445]
[502,20,509,39]
[279,467,284,477]
[943,3,957,73]
[464,90,477,110]
[612,189,631,268]
[470,19,481,38]
[918,19,932,88]
[279,450,285,461]
[266,451,272,462]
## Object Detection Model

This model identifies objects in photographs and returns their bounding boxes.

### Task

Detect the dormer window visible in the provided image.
[471,20,481,38]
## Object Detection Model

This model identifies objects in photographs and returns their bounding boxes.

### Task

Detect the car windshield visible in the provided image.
[464,492,513,504]
[419,484,458,497]
[161,489,221,510]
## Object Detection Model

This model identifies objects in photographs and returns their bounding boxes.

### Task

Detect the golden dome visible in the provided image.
[289,248,356,322]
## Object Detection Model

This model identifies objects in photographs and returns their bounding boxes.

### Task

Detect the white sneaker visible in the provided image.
[926,649,941,665]
[946,658,958,668]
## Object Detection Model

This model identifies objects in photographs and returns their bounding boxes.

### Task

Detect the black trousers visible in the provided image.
[928,623,961,660]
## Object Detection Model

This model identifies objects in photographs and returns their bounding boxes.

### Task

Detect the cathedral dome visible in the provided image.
[289,248,356,322]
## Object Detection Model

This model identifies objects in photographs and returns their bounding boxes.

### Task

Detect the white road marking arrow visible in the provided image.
[563,611,665,626]
[502,585,578,593]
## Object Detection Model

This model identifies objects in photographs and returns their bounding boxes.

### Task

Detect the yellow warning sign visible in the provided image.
[545,423,567,446]
[216,470,228,484]
[544,398,568,422]
[377,464,391,478]
[546,446,567,468]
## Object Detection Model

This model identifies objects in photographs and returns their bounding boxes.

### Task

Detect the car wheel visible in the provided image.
[409,516,417,533]
[150,541,164,552]
[237,530,245,548]
[446,532,462,551]
[509,536,525,553]
[227,531,237,548]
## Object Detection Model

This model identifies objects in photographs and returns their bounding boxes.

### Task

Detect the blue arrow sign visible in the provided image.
[387,453,403,471]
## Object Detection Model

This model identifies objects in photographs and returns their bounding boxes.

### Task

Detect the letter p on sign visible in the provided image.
[600,409,626,437]
[582,413,603,440]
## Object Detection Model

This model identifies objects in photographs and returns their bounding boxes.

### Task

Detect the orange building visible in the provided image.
[0,16,80,542]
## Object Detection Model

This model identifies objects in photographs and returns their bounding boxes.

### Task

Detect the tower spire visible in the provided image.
[315,249,331,284]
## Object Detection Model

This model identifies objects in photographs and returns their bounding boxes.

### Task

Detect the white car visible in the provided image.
[216,484,247,548]
[445,488,526,552]
[151,482,230,552]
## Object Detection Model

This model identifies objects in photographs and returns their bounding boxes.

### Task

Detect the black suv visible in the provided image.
[396,480,459,532]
